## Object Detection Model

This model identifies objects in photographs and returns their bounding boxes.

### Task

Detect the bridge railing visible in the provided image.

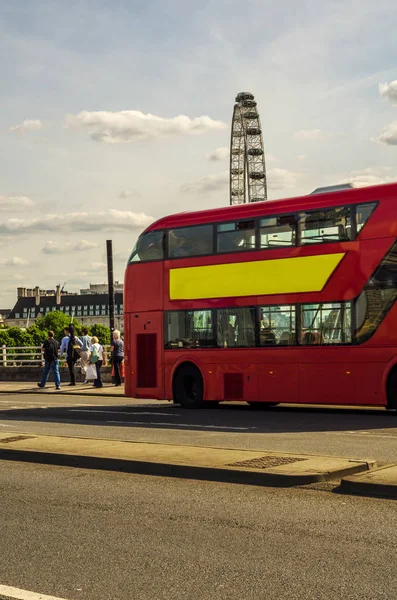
[0,345,112,367]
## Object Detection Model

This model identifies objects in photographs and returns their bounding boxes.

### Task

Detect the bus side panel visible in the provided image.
[124,263,163,313]
[213,360,258,402]
[257,350,298,404]
[298,347,387,406]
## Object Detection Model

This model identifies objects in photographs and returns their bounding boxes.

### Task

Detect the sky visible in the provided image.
[1,0,397,307]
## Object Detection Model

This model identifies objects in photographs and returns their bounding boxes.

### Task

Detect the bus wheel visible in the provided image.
[386,368,397,410]
[247,402,279,409]
[173,364,204,409]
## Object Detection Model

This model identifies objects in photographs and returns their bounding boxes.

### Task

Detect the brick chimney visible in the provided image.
[34,286,40,306]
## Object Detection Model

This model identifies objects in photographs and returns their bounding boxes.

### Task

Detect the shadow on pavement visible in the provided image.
[0,401,395,434]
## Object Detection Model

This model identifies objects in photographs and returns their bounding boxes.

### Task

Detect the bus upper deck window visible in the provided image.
[299,206,352,245]
[260,214,296,248]
[217,220,256,253]
[128,230,164,263]
[356,202,377,233]
[168,225,213,258]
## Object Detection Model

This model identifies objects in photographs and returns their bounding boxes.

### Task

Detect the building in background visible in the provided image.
[80,282,123,295]
[6,284,124,331]
[0,309,11,324]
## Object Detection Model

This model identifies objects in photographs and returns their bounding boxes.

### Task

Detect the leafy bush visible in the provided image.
[90,323,111,345]
[35,311,81,341]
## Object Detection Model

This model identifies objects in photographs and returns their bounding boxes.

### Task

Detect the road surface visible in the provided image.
[0,460,396,600]
[0,393,396,463]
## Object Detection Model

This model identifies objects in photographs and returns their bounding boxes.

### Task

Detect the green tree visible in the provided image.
[90,323,111,345]
[0,329,14,347]
[6,327,34,347]
[36,311,81,340]
[26,324,48,346]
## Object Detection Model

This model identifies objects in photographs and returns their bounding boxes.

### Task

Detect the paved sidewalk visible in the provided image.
[0,431,375,487]
[341,464,397,499]
[0,381,125,397]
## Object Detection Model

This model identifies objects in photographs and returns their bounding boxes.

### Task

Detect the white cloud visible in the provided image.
[297,154,306,161]
[114,250,129,264]
[181,171,229,194]
[267,168,300,190]
[74,240,99,251]
[1,209,153,236]
[0,256,28,266]
[379,81,397,104]
[207,147,229,161]
[43,239,102,254]
[295,129,334,140]
[0,195,35,210]
[66,110,227,143]
[76,262,107,278]
[119,189,141,199]
[181,167,300,195]
[89,262,106,271]
[346,167,395,187]
[9,119,42,133]
[42,241,63,254]
[376,122,397,146]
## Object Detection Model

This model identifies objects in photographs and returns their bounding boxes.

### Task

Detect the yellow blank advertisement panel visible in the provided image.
[169,253,345,300]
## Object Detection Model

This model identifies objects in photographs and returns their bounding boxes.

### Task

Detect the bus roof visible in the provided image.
[146,181,397,232]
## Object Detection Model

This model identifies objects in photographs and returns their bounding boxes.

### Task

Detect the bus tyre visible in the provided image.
[173,364,204,409]
[386,368,397,411]
[247,402,279,409]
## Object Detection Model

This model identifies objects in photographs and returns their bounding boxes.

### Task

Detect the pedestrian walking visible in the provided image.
[90,336,104,388]
[59,327,70,357]
[80,327,92,383]
[37,330,61,390]
[62,324,82,386]
[111,330,124,386]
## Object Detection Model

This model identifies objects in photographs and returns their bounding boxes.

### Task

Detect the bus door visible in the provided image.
[127,311,163,399]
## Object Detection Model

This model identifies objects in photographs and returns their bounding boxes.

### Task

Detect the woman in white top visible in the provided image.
[90,336,104,388]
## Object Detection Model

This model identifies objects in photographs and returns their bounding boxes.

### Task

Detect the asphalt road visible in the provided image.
[0,460,396,600]
[0,393,397,463]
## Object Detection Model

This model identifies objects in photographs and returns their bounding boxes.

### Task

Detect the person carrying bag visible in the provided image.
[80,327,92,383]
[89,336,104,388]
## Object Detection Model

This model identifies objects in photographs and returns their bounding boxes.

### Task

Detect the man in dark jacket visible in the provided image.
[37,331,61,390]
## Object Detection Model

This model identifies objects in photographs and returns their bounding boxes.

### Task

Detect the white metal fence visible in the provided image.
[1,345,112,367]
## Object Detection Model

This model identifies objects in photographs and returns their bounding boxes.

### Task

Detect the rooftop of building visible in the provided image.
[8,292,123,319]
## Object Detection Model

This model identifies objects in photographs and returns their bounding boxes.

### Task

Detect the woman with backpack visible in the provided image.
[89,336,104,388]
[65,325,82,386]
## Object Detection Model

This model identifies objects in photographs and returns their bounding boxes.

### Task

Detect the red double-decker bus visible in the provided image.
[124,182,397,409]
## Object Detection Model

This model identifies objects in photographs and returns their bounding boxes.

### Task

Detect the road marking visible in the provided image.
[327,431,397,439]
[70,409,181,417]
[0,584,70,600]
[105,420,253,430]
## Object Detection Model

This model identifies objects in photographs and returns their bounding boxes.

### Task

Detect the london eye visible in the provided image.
[230,92,267,205]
